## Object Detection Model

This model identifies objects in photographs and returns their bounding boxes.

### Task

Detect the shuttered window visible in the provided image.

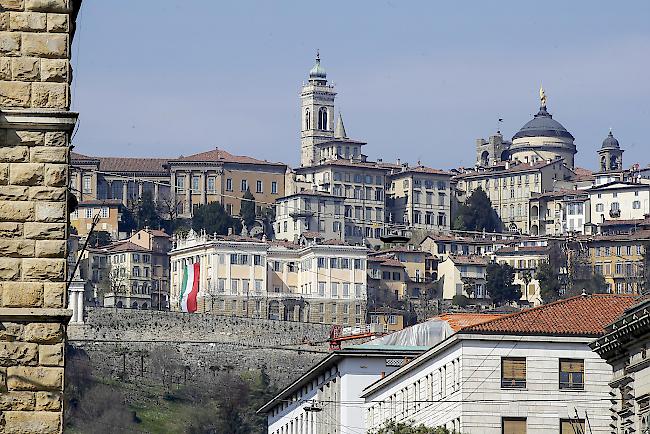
[560,419,585,434]
[559,359,584,390]
[501,357,526,389]
[502,417,526,434]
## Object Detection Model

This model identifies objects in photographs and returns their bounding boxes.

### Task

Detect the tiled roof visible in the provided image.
[531,188,588,199]
[460,294,639,337]
[580,230,650,242]
[573,167,594,181]
[454,158,565,179]
[146,229,170,238]
[71,152,168,174]
[448,255,489,265]
[432,313,504,332]
[599,218,649,227]
[391,166,452,176]
[170,148,285,167]
[104,241,151,254]
[378,258,405,268]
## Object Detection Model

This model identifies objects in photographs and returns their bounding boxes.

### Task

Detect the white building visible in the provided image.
[169,230,368,325]
[258,347,425,434]
[275,191,345,243]
[362,294,639,433]
[589,181,650,228]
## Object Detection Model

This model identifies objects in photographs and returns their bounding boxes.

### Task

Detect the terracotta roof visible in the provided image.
[301,231,324,239]
[391,166,452,176]
[170,148,285,167]
[72,152,168,174]
[432,313,504,332]
[146,229,169,238]
[77,199,122,207]
[105,241,151,254]
[599,218,649,227]
[460,294,640,337]
[378,258,405,268]
[581,230,650,242]
[573,167,594,181]
[447,255,489,265]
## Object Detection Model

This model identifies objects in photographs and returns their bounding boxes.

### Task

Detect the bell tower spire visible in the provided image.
[300,51,336,167]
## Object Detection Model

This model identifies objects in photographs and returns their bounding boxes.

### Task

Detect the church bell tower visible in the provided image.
[300,51,336,167]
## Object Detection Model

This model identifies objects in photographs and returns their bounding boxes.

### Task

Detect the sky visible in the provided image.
[70,1,650,171]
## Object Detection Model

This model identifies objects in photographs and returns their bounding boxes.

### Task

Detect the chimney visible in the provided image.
[380,371,385,379]
[505,161,510,170]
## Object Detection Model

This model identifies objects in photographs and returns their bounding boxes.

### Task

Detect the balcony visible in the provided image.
[290,209,314,218]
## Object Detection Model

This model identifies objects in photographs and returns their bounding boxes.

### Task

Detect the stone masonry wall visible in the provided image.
[0,1,79,433]
[68,308,334,387]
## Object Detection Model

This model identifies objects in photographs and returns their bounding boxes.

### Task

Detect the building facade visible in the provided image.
[169,230,368,325]
[274,191,345,242]
[588,181,650,227]
[529,190,590,236]
[363,295,638,433]
[70,199,123,239]
[438,255,489,300]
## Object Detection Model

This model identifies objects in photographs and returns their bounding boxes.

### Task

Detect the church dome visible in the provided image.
[601,131,620,149]
[308,52,326,80]
[512,105,574,141]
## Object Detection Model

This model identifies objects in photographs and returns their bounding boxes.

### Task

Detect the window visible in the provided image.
[560,419,584,434]
[271,181,278,194]
[502,417,526,434]
[342,283,350,297]
[132,266,140,277]
[82,176,92,193]
[241,179,248,192]
[207,177,215,192]
[226,178,232,191]
[331,283,338,297]
[84,208,93,218]
[318,107,328,130]
[633,200,641,209]
[253,254,262,266]
[388,315,397,325]
[559,359,584,390]
[101,207,109,218]
[501,357,526,388]
[192,176,199,192]
[230,254,238,264]
[256,180,263,193]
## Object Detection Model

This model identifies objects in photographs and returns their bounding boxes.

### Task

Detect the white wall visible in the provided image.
[365,335,613,433]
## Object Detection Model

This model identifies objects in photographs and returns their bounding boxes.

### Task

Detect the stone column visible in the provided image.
[76,170,83,201]
[154,182,159,202]
[200,171,206,205]
[122,181,128,206]
[138,181,143,198]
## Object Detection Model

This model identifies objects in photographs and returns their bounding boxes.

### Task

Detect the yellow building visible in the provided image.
[70,199,124,240]
[585,231,649,294]
[169,230,368,326]
[494,245,549,305]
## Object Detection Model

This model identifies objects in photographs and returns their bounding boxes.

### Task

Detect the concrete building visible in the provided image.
[529,189,590,236]
[455,158,574,234]
[274,191,345,242]
[169,230,368,325]
[438,255,489,300]
[258,347,425,434]
[363,294,639,433]
[591,299,650,434]
[588,181,650,227]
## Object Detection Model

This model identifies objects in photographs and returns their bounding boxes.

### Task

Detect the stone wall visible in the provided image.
[68,308,333,387]
[0,0,80,433]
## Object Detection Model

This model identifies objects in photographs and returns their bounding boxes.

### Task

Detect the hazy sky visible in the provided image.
[70,1,650,171]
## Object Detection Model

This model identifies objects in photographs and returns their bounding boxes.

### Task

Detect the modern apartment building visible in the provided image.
[169,230,368,325]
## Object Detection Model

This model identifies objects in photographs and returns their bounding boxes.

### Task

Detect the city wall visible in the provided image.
[67,308,334,387]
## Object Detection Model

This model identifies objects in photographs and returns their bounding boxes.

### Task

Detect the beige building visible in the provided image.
[70,199,123,239]
[167,148,287,219]
[274,191,345,242]
[386,166,452,232]
[454,158,574,234]
[169,230,368,326]
[438,255,489,300]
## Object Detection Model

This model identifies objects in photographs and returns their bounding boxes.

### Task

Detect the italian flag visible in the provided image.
[179,262,199,313]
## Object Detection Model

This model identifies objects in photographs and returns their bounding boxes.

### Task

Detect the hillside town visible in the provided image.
[0,1,648,433]
[62,55,650,433]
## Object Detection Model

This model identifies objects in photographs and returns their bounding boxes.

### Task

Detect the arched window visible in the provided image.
[601,156,607,171]
[610,155,618,170]
[318,107,328,130]
[305,108,310,130]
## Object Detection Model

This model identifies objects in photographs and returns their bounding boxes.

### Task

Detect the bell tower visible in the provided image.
[597,130,624,172]
[300,51,336,167]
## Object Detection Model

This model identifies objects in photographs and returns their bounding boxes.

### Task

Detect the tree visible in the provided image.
[485,262,521,305]
[87,230,112,248]
[240,188,256,230]
[536,242,566,303]
[136,190,161,230]
[192,202,242,236]
[452,188,501,232]
[452,294,469,307]
[119,206,138,235]
[372,420,454,434]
